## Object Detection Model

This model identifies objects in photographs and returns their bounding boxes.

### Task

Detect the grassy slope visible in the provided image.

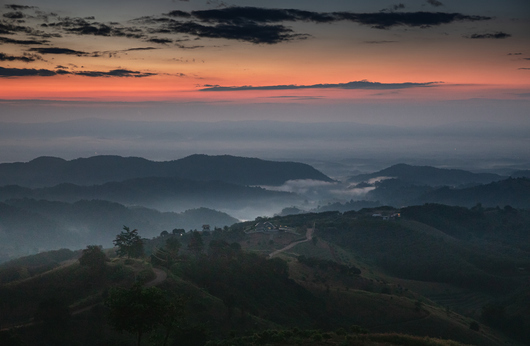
[1,213,527,346]
[280,229,522,346]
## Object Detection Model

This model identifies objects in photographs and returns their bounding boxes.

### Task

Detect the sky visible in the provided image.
[0,0,529,167]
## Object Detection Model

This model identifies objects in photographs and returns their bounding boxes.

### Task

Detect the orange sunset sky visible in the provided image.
[0,1,529,165]
[1,0,529,103]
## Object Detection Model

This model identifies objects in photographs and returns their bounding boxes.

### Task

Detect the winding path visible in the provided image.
[269,228,314,258]
[144,268,167,287]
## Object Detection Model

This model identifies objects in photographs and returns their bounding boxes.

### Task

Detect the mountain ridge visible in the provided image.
[349,163,505,187]
[0,154,333,188]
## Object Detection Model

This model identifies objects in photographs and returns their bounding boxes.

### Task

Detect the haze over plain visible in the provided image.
[0,0,529,172]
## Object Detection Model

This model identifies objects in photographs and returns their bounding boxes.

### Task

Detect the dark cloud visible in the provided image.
[0,21,30,35]
[147,37,173,44]
[468,32,511,39]
[426,0,444,7]
[0,36,49,45]
[0,67,157,78]
[199,80,441,91]
[333,11,489,29]
[44,17,145,39]
[524,58,530,60]
[519,68,530,70]
[185,7,489,29]
[155,20,305,44]
[0,66,57,77]
[165,10,192,18]
[508,53,522,55]
[124,47,158,51]
[74,69,157,77]
[176,43,205,49]
[28,47,88,55]
[4,4,35,11]
[3,12,25,19]
[66,23,113,36]
[2,6,494,47]
[191,7,336,24]
[152,8,490,44]
[134,16,176,25]
[0,52,41,62]
[0,19,60,39]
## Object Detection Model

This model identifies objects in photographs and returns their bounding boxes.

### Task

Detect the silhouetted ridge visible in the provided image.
[0,154,332,187]
[350,163,504,187]
[417,177,530,208]
[511,170,530,178]
[0,176,302,213]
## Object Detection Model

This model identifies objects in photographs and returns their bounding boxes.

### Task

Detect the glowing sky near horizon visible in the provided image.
[0,0,528,105]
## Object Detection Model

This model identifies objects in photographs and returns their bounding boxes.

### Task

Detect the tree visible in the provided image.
[187,230,204,256]
[151,237,182,270]
[105,284,167,346]
[79,245,107,272]
[166,236,182,254]
[114,226,144,258]
[172,228,185,235]
[160,296,186,346]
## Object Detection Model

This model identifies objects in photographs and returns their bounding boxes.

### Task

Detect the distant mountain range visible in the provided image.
[363,177,530,209]
[512,170,530,178]
[416,177,530,209]
[0,154,332,188]
[349,163,505,187]
[0,176,303,213]
[0,199,238,262]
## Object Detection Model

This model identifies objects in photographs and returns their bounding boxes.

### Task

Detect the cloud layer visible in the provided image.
[200,80,441,91]
[0,67,156,78]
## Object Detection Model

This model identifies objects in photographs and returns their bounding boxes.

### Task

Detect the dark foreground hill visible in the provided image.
[349,163,504,187]
[0,154,332,188]
[1,210,520,346]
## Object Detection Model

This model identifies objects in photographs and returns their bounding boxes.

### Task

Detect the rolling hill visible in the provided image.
[2,206,527,345]
[0,199,238,262]
[415,177,530,209]
[349,163,504,187]
[0,176,303,213]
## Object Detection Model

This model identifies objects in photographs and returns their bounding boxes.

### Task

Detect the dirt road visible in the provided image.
[269,228,314,258]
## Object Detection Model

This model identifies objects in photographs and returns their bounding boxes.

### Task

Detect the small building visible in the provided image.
[255,221,277,232]
[202,224,210,232]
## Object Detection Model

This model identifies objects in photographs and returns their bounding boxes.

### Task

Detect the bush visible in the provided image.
[136,268,155,284]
